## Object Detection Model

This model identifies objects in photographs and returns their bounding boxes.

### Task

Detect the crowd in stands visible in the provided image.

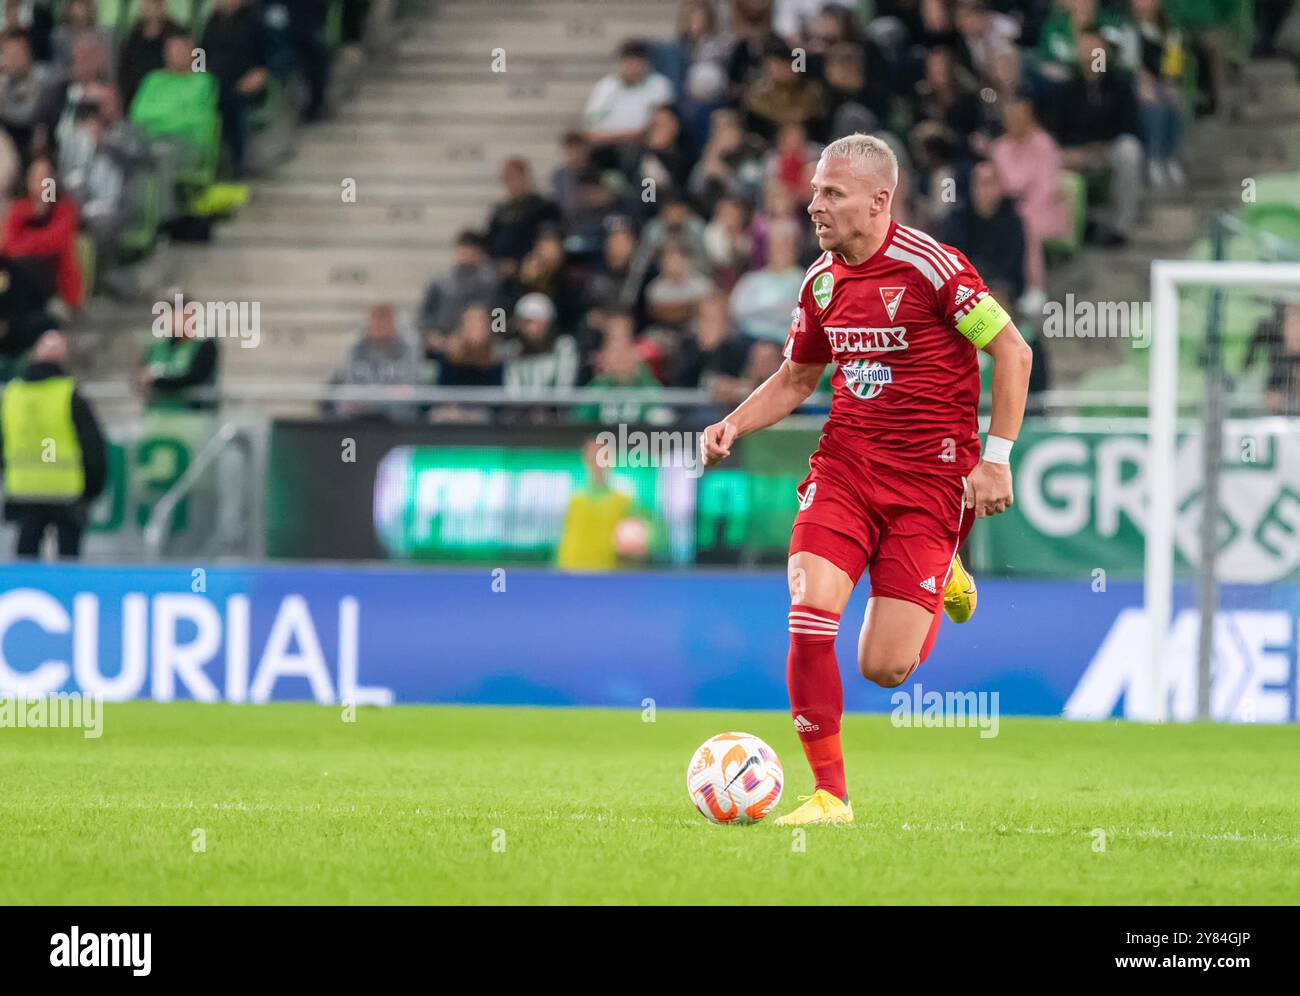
[333,0,1294,424]
[0,0,367,382]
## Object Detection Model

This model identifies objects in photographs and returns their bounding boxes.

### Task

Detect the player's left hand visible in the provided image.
[965,460,1013,518]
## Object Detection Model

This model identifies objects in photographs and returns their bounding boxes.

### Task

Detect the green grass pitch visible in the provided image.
[2,701,1298,904]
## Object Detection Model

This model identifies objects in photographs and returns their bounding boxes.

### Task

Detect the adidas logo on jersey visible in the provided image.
[954,284,975,306]
[919,576,938,594]
[794,714,820,733]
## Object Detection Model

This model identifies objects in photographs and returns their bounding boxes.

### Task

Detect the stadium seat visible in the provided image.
[75,234,97,299]
[1044,170,1086,264]
[117,170,164,259]
[1243,202,1300,247]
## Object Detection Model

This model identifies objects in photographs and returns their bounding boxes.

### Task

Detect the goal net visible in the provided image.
[1137,253,1300,723]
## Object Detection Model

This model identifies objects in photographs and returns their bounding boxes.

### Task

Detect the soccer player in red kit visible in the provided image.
[701,134,1033,825]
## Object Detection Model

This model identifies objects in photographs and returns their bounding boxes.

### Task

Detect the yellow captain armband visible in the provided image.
[955,294,1009,349]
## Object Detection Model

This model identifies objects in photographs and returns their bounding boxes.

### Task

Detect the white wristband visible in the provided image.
[982,435,1014,465]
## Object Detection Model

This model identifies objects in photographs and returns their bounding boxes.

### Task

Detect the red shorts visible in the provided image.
[788,439,974,613]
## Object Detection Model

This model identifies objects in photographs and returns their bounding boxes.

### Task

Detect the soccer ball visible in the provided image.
[686,732,783,824]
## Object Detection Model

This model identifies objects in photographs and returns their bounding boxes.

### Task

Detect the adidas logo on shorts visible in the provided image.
[919,576,938,594]
[794,713,820,733]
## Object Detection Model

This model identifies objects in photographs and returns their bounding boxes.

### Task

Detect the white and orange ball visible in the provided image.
[686,732,783,824]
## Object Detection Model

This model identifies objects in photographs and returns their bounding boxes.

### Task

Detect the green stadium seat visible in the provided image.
[1243,202,1300,248]
[75,234,96,297]
[117,170,163,258]
[1044,170,1086,263]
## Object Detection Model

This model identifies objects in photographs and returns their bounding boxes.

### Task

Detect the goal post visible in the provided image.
[1145,260,1300,722]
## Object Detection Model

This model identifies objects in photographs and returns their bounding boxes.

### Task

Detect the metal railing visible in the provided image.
[142,421,263,561]
[75,382,1266,414]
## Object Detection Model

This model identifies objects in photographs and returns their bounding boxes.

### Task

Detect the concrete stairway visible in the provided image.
[1042,57,1300,388]
[78,0,677,409]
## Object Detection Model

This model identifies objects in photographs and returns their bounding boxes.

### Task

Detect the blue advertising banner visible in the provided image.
[0,565,1295,721]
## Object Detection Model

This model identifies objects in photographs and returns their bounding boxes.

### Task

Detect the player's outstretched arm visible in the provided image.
[701,359,824,467]
[966,321,1033,517]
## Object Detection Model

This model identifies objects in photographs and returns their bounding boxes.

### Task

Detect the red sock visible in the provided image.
[787,605,847,801]
[902,610,943,683]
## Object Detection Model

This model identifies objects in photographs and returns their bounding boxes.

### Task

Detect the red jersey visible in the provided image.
[782,220,1009,477]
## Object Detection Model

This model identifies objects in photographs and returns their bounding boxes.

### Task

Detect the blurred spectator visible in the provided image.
[741,35,827,142]
[646,239,712,328]
[655,0,731,95]
[773,0,859,45]
[128,33,219,189]
[583,39,673,154]
[485,156,561,278]
[0,0,53,63]
[911,45,982,152]
[0,29,58,155]
[0,330,106,559]
[283,0,333,122]
[1054,32,1143,245]
[53,31,114,152]
[573,310,662,423]
[702,194,752,289]
[630,192,709,283]
[504,291,580,394]
[989,93,1068,308]
[1245,300,1300,415]
[199,0,271,176]
[729,218,803,342]
[552,130,592,219]
[686,106,765,215]
[939,160,1026,304]
[586,220,640,312]
[679,0,731,64]
[801,3,864,59]
[748,179,798,269]
[417,229,499,335]
[1037,0,1125,80]
[137,293,218,411]
[765,120,820,200]
[911,0,965,56]
[953,0,1021,81]
[117,0,183,110]
[2,156,83,310]
[555,437,637,572]
[710,339,784,409]
[636,104,694,196]
[671,292,751,389]
[678,58,729,151]
[510,226,584,333]
[51,0,114,80]
[823,41,892,139]
[971,43,1025,149]
[910,125,963,229]
[563,168,631,254]
[726,0,776,92]
[427,302,505,388]
[326,303,422,422]
[1115,0,1187,187]
[61,102,126,268]
[0,255,58,358]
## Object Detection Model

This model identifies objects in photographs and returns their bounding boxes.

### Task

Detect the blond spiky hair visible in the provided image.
[819,133,899,190]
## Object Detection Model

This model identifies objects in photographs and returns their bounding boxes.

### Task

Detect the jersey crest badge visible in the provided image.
[811,272,834,310]
[879,286,906,321]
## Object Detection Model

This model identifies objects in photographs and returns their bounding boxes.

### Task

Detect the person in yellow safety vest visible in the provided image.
[555,437,652,571]
[0,331,107,557]
[136,290,219,411]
